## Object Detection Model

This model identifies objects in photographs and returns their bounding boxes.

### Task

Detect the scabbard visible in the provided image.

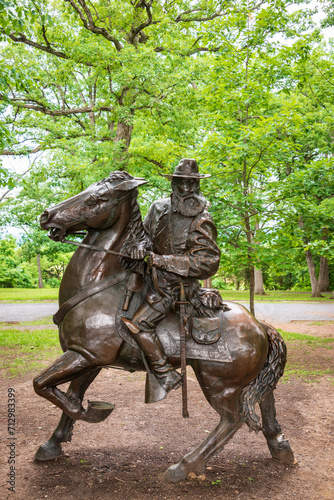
[179,283,189,418]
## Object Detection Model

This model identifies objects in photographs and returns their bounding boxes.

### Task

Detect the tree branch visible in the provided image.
[1,95,114,117]
[175,7,227,23]
[135,154,165,169]
[4,30,70,60]
[15,102,93,116]
[0,145,41,156]
[186,46,221,55]
[129,0,153,43]
[246,137,276,185]
[65,0,123,51]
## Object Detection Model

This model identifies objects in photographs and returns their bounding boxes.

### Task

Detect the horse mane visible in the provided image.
[120,189,149,273]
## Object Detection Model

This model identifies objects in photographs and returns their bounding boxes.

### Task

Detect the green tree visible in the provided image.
[195,0,317,312]
[269,42,334,296]
[1,165,74,287]
[0,236,36,287]
[0,0,233,191]
[1,0,333,303]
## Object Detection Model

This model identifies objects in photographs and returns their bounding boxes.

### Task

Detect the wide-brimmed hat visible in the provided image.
[160,158,211,180]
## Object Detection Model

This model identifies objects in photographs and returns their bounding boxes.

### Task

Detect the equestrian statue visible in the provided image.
[34,159,295,482]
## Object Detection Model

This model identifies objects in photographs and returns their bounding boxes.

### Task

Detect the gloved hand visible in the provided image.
[130,247,146,260]
[146,253,166,270]
[200,290,221,309]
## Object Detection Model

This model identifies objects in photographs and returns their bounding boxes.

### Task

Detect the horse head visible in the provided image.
[40,171,148,242]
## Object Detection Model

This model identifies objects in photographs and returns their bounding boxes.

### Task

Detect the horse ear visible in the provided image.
[114,179,148,191]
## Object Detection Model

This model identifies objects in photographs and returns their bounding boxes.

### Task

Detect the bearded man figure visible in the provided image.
[122,159,221,395]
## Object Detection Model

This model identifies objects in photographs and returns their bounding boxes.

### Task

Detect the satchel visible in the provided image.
[191,316,221,345]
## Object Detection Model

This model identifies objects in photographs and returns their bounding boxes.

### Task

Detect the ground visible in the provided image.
[0,320,333,500]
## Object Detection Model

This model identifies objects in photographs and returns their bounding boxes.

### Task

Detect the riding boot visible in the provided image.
[121,320,181,393]
[135,331,182,392]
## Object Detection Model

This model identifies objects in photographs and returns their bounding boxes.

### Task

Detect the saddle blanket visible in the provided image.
[158,314,233,363]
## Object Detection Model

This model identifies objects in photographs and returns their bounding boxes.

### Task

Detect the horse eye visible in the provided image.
[85,195,97,206]
[96,187,111,202]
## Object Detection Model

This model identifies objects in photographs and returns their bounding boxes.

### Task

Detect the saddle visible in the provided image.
[116,274,232,364]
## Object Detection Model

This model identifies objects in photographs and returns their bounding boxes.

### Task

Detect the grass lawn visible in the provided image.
[0,327,61,377]
[0,323,332,381]
[0,288,58,301]
[279,329,334,383]
[220,290,333,302]
[0,288,333,302]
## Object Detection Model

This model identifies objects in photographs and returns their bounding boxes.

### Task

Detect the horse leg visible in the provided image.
[259,390,296,465]
[35,368,101,461]
[33,350,112,422]
[164,369,243,483]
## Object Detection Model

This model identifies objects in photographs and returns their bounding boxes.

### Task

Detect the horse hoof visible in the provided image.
[82,401,115,423]
[35,441,62,461]
[163,463,187,483]
[269,437,296,465]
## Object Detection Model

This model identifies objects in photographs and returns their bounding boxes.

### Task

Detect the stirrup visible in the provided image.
[155,370,182,393]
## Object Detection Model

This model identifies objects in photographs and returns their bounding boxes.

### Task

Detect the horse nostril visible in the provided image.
[40,211,50,226]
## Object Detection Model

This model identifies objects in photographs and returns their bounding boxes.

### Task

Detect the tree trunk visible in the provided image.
[304,249,322,297]
[115,119,133,149]
[249,264,255,316]
[253,220,266,295]
[37,253,43,289]
[254,267,266,295]
[319,256,330,292]
[113,119,134,167]
[244,211,255,316]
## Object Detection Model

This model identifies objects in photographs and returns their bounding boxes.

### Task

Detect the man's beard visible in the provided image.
[171,189,207,217]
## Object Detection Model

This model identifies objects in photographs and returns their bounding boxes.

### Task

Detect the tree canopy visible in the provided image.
[0,0,333,301]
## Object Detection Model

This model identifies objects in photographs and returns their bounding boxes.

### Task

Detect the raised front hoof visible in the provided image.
[269,437,297,465]
[82,401,115,423]
[163,463,187,483]
[35,441,62,462]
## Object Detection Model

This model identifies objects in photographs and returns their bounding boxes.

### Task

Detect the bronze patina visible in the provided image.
[34,162,295,482]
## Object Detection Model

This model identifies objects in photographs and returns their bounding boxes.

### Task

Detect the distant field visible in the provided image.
[0,287,333,302]
[0,288,58,301]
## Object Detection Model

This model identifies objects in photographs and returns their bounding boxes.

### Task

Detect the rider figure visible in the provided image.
[122,159,220,394]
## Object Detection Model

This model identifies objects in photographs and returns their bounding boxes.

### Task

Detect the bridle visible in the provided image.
[53,183,134,252]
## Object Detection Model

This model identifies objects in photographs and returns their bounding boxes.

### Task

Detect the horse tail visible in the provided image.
[240,322,287,432]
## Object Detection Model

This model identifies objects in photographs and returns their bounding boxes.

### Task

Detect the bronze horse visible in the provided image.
[34,171,295,482]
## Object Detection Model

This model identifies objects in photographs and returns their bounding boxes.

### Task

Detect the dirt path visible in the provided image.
[0,321,333,500]
[1,300,334,324]
[0,303,57,322]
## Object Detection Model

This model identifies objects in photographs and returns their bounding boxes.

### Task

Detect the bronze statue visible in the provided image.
[34,163,295,482]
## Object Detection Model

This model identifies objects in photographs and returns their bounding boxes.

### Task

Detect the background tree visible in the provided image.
[0,0,333,303]
[270,41,334,296]
[1,164,74,287]
[0,235,36,287]
[0,0,232,187]
[194,0,316,312]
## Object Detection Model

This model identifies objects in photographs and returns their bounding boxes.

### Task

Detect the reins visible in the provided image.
[62,238,130,259]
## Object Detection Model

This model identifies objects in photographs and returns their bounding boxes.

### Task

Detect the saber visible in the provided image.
[178,281,189,418]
